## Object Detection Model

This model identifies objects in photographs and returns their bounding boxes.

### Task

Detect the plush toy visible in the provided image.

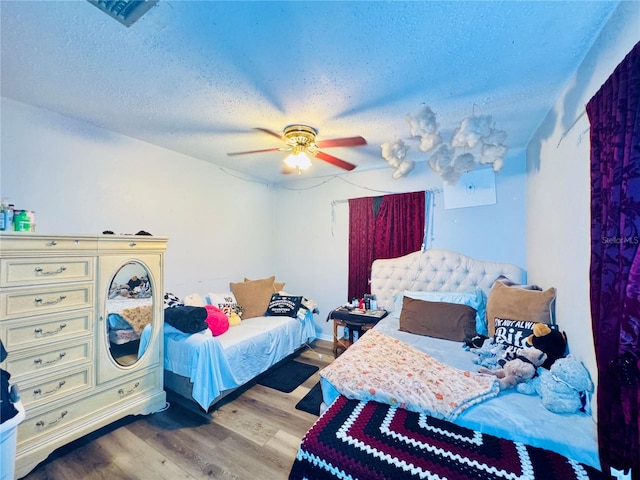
[228,312,242,326]
[516,354,594,414]
[470,337,507,369]
[478,347,547,390]
[527,323,567,369]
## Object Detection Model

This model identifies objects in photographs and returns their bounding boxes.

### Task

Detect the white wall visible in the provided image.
[527,2,640,387]
[0,97,526,343]
[0,98,277,297]
[0,96,529,344]
[274,150,527,340]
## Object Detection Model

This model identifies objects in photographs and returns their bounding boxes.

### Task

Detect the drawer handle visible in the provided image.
[47,240,58,247]
[35,410,68,429]
[34,323,67,336]
[34,266,67,276]
[129,242,137,247]
[34,295,67,306]
[34,381,66,397]
[34,352,66,366]
[118,382,140,397]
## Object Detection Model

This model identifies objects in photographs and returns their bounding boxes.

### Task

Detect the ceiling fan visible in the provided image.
[227,125,366,172]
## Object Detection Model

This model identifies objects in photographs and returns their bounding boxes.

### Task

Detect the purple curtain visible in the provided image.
[587,41,640,478]
[348,192,425,300]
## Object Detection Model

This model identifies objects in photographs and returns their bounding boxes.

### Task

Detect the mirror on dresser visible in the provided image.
[97,251,163,384]
[105,261,153,367]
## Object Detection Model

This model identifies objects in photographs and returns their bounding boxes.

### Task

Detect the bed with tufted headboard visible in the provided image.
[370,248,525,311]
[290,249,602,479]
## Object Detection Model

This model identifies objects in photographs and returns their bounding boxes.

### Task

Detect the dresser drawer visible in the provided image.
[0,257,94,287]
[0,310,93,350]
[99,369,160,406]
[0,235,98,254]
[17,370,157,446]
[19,366,93,410]
[6,338,92,380]
[98,237,168,252]
[0,283,93,319]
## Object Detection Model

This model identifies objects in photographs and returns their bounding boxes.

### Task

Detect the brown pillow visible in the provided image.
[485,280,556,337]
[244,277,286,292]
[230,276,283,319]
[398,297,477,341]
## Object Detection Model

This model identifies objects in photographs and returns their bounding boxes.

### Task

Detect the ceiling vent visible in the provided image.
[87,1,158,27]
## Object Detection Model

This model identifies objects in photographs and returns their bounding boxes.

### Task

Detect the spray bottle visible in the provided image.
[6,204,15,231]
[0,199,6,231]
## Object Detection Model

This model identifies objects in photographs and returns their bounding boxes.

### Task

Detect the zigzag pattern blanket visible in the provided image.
[289,395,605,480]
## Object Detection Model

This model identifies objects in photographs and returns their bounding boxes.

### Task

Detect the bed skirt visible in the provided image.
[289,395,604,480]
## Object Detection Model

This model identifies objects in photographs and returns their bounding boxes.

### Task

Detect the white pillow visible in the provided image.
[183,293,206,307]
[208,292,240,317]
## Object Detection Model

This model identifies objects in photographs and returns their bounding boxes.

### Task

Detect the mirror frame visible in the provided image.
[104,260,154,368]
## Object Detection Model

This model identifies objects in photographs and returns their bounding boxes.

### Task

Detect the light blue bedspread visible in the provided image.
[321,314,600,470]
[140,310,316,409]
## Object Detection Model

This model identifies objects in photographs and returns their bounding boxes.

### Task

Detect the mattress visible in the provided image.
[320,313,600,469]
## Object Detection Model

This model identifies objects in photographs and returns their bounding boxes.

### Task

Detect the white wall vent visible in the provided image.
[87,1,158,27]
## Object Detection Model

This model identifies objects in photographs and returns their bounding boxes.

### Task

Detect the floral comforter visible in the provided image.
[320,330,499,420]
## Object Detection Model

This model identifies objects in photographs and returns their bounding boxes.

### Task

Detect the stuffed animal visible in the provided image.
[527,323,567,369]
[517,354,594,414]
[470,337,507,369]
[228,311,242,326]
[478,347,547,390]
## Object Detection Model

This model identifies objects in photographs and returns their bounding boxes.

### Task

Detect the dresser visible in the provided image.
[0,233,168,478]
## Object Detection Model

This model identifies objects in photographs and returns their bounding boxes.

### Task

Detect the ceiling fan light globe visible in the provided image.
[284,152,312,170]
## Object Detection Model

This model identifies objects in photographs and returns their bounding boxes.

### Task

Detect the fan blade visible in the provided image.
[227,147,281,156]
[316,136,367,149]
[254,128,283,140]
[315,151,357,171]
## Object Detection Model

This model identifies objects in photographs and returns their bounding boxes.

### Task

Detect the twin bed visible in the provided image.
[157,311,315,410]
[139,289,317,412]
[290,249,603,479]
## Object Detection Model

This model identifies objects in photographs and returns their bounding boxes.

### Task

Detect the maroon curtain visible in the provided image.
[374,192,425,260]
[348,192,425,300]
[587,41,639,478]
[348,196,376,301]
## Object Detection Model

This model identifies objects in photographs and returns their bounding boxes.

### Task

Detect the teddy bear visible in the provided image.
[526,323,567,369]
[516,354,594,414]
[478,347,547,390]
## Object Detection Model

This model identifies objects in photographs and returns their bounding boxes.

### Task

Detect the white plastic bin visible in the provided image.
[0,400,25,480]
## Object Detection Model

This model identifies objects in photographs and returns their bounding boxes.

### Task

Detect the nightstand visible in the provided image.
[329,307,388,357]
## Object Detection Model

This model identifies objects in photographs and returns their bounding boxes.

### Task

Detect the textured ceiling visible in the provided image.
[0,1,621,184]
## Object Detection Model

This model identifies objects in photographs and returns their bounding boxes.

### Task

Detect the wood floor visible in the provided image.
[21,340,334,480]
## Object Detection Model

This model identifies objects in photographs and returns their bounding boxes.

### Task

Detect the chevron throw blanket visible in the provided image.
[289,395,605,480]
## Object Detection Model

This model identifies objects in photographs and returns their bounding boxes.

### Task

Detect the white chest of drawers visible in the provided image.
[0,233,168,478]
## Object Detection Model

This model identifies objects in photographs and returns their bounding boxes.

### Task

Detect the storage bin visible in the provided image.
[0,400,25,480]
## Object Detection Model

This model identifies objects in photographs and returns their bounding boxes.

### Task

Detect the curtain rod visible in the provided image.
[331,188,442,206]
[557,109,587,148]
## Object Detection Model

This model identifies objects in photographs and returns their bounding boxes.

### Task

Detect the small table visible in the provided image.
[329,307,388,357]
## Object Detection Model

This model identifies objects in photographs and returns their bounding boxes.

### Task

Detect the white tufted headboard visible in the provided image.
[371,249,524,312]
